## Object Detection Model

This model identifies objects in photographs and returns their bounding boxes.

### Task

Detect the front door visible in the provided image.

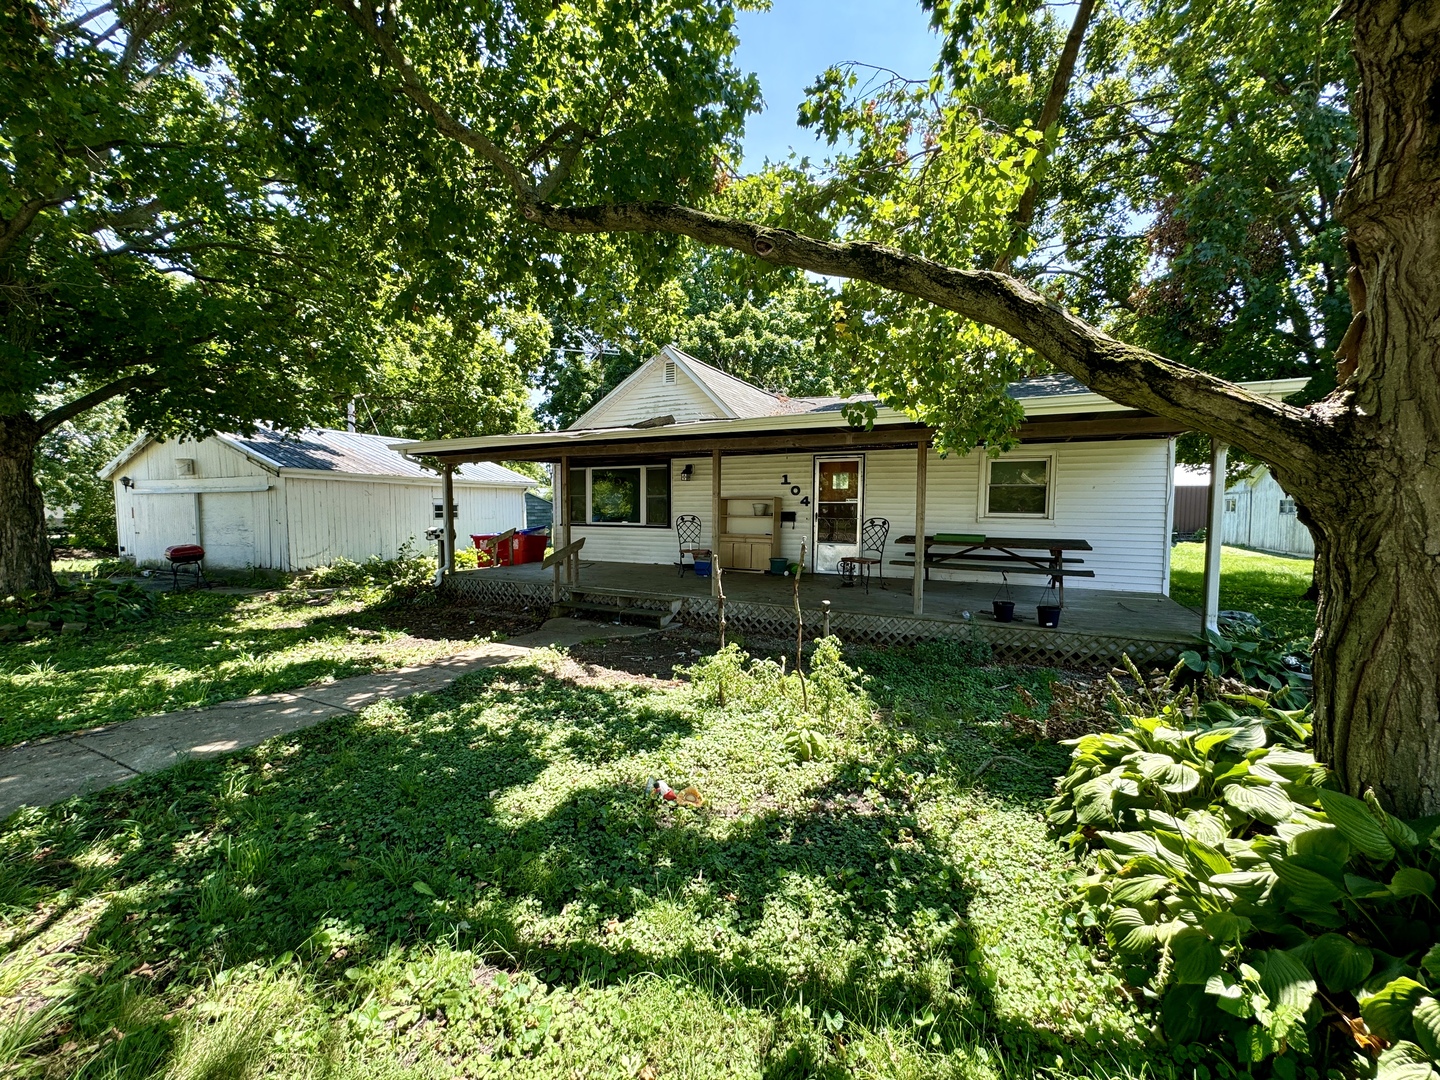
[812,456,863,573]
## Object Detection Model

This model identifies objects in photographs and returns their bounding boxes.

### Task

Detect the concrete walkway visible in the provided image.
[0,619,660,818]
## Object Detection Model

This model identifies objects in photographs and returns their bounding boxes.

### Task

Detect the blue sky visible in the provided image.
[732,0,941,169]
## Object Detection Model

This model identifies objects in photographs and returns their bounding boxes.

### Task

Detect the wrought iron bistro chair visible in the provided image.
[839,517,890,593]
[675,514,712,577]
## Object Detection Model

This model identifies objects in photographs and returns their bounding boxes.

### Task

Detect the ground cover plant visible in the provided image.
[1050,669,1440,1079]
[0,557,520,748]
[0,641,1181,1080]
[1169,545,1315,646]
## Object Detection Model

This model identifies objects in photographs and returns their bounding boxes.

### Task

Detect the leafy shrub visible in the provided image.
[1053,679,1440,1078]
[0,581,154,639]
[300,542,437,604]
[1182,626,1311,705]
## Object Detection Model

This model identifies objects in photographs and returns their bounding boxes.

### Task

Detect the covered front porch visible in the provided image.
[446,557,1203,666]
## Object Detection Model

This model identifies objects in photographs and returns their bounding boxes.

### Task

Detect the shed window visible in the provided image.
[1225,497,1237,512]
[1279,498,1296,516]
[567,464,670,527]
[981,455,1053,518]
[432,501,457,520]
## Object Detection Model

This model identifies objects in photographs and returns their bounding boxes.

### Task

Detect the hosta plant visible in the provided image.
[1054,685,1440,1077]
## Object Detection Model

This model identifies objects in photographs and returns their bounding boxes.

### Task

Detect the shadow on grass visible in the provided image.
[2,657,1141,1078]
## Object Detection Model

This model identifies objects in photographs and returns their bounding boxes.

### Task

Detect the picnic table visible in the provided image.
[890,533,1094,606]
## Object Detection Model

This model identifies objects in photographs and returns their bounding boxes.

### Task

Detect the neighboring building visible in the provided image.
[1172,464,1211,537]
[395,345,1309,599]
[1223,466,1315,557]
[101,427,534,570]
[524,492,554,532]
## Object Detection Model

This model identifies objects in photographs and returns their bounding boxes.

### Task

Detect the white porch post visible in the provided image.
[711,449,722,599]
[1201,438,1228,634]
[440,463,456,575]
[559,454,573,585]
[913,437,928,616]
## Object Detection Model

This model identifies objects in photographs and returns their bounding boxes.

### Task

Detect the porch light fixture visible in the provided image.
[680,464,694,481]
[120,476,134,490]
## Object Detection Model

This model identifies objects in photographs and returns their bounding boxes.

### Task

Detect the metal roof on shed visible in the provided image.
[225,428,534,485]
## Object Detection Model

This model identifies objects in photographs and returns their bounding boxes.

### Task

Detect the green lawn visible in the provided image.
[0,586,499,748]
[0,643,1158,1080]
[1169,542,1316,644]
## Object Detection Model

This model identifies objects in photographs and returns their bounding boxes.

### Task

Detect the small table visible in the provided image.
[891,535,1094,606]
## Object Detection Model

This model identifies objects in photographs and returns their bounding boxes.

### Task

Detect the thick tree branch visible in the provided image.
[37,375,153,435]
[331,0,537,198]
[522,199,1322,469]
[993,0,1095,273]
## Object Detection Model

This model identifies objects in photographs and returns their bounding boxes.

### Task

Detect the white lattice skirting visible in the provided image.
[441,573,1188,667]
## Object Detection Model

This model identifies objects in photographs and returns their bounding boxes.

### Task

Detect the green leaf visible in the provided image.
[1362,977,1428,1043]
[412,881,436,897]
[1073,776,1116,826]
[1206,972,1249,1017]
[1422,945,1440,980]
[1172,928,1224,985]
[1110,875,1170,903]
[1311,933,1374,993]
[1162,982,1212,1043]
[1377,1042,1440,1080]
[1258,948,1316,1015]
[1366,790,1420,850]
[1390,868,1437,899]
[1318,790,1396,862]
[1346,874,1393,899]
[1413,998,1440,1060]
[1288,826,1351,877]
[1108,907,1158,954]
[1195,727,1242,755]
[1271,857,1343,908]
[1222,782,1296,825]
[1204,911,1252,941]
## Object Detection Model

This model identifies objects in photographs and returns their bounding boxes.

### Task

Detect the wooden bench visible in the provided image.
[891,534,1094,606]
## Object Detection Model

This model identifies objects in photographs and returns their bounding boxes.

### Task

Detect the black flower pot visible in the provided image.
[1037,604,1062,628]
[992,600,1016,622]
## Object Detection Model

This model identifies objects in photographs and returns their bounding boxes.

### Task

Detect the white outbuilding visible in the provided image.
[101,427,535,571]
[1222,465,1315,557]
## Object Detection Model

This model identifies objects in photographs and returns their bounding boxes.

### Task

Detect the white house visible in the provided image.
[1223,466,1315,557]
[395,345,1307,614]
[101,427,534,570]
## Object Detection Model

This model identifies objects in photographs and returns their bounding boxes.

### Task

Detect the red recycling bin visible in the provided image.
[470,534,515,566]
[513,531,547,564]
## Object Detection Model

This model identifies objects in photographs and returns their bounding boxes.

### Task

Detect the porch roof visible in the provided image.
[395,376,1309,465]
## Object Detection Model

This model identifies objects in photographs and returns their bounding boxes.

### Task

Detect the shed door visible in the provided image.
[135,494,197,564]
[200,493,259,569]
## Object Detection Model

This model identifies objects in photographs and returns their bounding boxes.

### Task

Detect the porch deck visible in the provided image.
[445,559,1203,667]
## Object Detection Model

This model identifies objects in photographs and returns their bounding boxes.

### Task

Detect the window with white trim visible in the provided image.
[1225,497,1237,512]
[980,453,1054,519]
[1279,498,1296,516]
[568,464,671,527]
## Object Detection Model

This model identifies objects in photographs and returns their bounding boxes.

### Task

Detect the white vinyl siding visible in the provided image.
[571,439,1174,593]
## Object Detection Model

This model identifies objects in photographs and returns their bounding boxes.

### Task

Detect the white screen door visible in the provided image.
[812,456,864,573]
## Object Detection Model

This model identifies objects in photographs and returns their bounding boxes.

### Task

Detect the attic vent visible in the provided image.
[175,458,196,477]
[662,361,677,385]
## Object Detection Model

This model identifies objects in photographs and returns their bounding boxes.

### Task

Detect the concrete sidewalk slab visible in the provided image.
[0,622,640,819]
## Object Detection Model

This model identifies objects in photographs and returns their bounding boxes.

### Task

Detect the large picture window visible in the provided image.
[567,464,671,527]
[981,454,1053,519]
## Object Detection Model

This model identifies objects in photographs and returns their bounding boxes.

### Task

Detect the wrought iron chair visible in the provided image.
[839,517,890,593]
[675,514,711,576]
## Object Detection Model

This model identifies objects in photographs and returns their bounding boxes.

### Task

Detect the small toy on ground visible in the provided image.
[646,778,704,807]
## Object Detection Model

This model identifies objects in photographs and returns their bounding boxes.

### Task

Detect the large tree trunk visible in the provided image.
[0,414,58,600]
[1304,0,1440,818]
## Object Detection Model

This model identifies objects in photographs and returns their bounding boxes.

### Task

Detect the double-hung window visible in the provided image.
[980,453,1054,519]
[567,464,671,527]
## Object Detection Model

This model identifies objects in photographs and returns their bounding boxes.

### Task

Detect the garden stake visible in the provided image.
[822,598,831,638]
[794,540,807,712]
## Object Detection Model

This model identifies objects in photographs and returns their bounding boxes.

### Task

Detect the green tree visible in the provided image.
[34,397,129,551]
[0,0,391,597]
[360,313,545,442]
[237,0,1435,813]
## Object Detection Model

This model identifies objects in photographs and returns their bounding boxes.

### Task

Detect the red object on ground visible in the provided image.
[470,534,515,566]
[164,544,205,563]
[513,532,547,564]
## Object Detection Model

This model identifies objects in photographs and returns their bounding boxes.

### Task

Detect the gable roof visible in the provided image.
[102,427,535,486]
